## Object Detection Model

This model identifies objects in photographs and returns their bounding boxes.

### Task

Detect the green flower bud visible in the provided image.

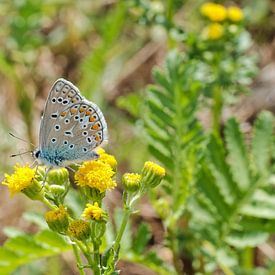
[122,173,141,192]
[22,178,44,200]
[49,184,66,196]
[47,168,69,185]
[141,161,165,188]
[45,205,69,233]
[68,219,91,241]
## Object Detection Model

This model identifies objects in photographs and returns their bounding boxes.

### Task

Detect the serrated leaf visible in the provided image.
[252,111,273,174]
[225,118,251,192]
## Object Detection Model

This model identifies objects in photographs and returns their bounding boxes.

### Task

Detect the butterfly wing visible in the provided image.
[39,78,108,166]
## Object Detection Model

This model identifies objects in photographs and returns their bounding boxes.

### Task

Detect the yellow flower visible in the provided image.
[143,161,165,177]
[205,23,224,40]
[142,161,165,188]
[97,148,117,170]
[45,205,69,233]
[75,161,116,192]
[200,2,227,22]
[82,202,105,221]
[2,164,35,195]
[227,6,243,22]
[122,173,141,192]
[68,219,91,241]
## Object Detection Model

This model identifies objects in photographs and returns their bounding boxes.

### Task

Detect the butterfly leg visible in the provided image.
[41,166,53,186]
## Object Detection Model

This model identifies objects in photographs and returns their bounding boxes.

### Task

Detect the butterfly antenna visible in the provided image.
[9,132,35,147]
[10,151,33,158]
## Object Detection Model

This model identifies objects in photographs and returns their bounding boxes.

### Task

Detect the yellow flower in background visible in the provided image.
[82,202,105,221]
[75,160,116,192]
[205,23,224,40]
[200,2,227,22]
[97,148,117,170]
[2,164,35,195]
[227,6,243,22]
[143,161,165,178]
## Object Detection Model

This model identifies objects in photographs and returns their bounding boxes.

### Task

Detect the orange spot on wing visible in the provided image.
[95,135,101,142]
[91,123,100,130]
[70,108,77,114]
[85,111,91,116]
[79,107,85,113]
[60,111,67,117]
[89,116,96,122]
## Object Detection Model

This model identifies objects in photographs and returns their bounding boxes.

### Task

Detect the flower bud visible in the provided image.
[122,173,141,192]
[82,202,106,221]
[68,219,91,241]
[49,184,66,196]
[142,161,165,188]
[45,205,69,233]
[91,221,106,241]
[47,168,69,185]
[22,177,44,200]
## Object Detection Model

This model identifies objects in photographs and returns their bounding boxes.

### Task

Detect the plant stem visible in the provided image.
[42,197,56,209]
[93,242,101,275]
[212,84,222,136]
[113,207,131,252]
[71,242,85,275]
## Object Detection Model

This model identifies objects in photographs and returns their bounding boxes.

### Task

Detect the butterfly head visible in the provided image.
[33,149,41,159]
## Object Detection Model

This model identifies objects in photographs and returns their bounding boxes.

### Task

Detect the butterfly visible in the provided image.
[33,78,108,168]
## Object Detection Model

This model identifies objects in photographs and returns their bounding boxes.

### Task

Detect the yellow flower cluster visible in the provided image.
[2,164,35,195]
[82,202,105,221]
[200,2,227,22]
[200,2,243,22]
[200,3,243,40]
[97,148,117,170]
[75,160,116,193]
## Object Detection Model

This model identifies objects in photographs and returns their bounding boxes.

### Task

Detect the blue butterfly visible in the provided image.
[33,78,108,168]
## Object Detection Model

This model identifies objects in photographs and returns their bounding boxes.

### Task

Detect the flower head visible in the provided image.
[205,23,224,40]
[45,205,69,233]
[97,148,117,170]
[2,164,37,196]
[142,161,165,188]
[68,219,91,241]
[75,161,116,193]
[82,202,105,221]
[47,168,69,185]
[200,2,227,22]
[227,6,243,22]
[122,173,141,192]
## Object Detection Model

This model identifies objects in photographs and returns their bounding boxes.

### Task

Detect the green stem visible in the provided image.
[72,242,85,275]
[93,242,101,275]
[212,84,222,136]
[42,197,56,209]
[113,207,131,252]
[241,247,254,270]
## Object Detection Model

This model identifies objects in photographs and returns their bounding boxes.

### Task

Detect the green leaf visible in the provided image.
[251,111,274,174]
[225,118,251,192]
[132,223,152,254]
